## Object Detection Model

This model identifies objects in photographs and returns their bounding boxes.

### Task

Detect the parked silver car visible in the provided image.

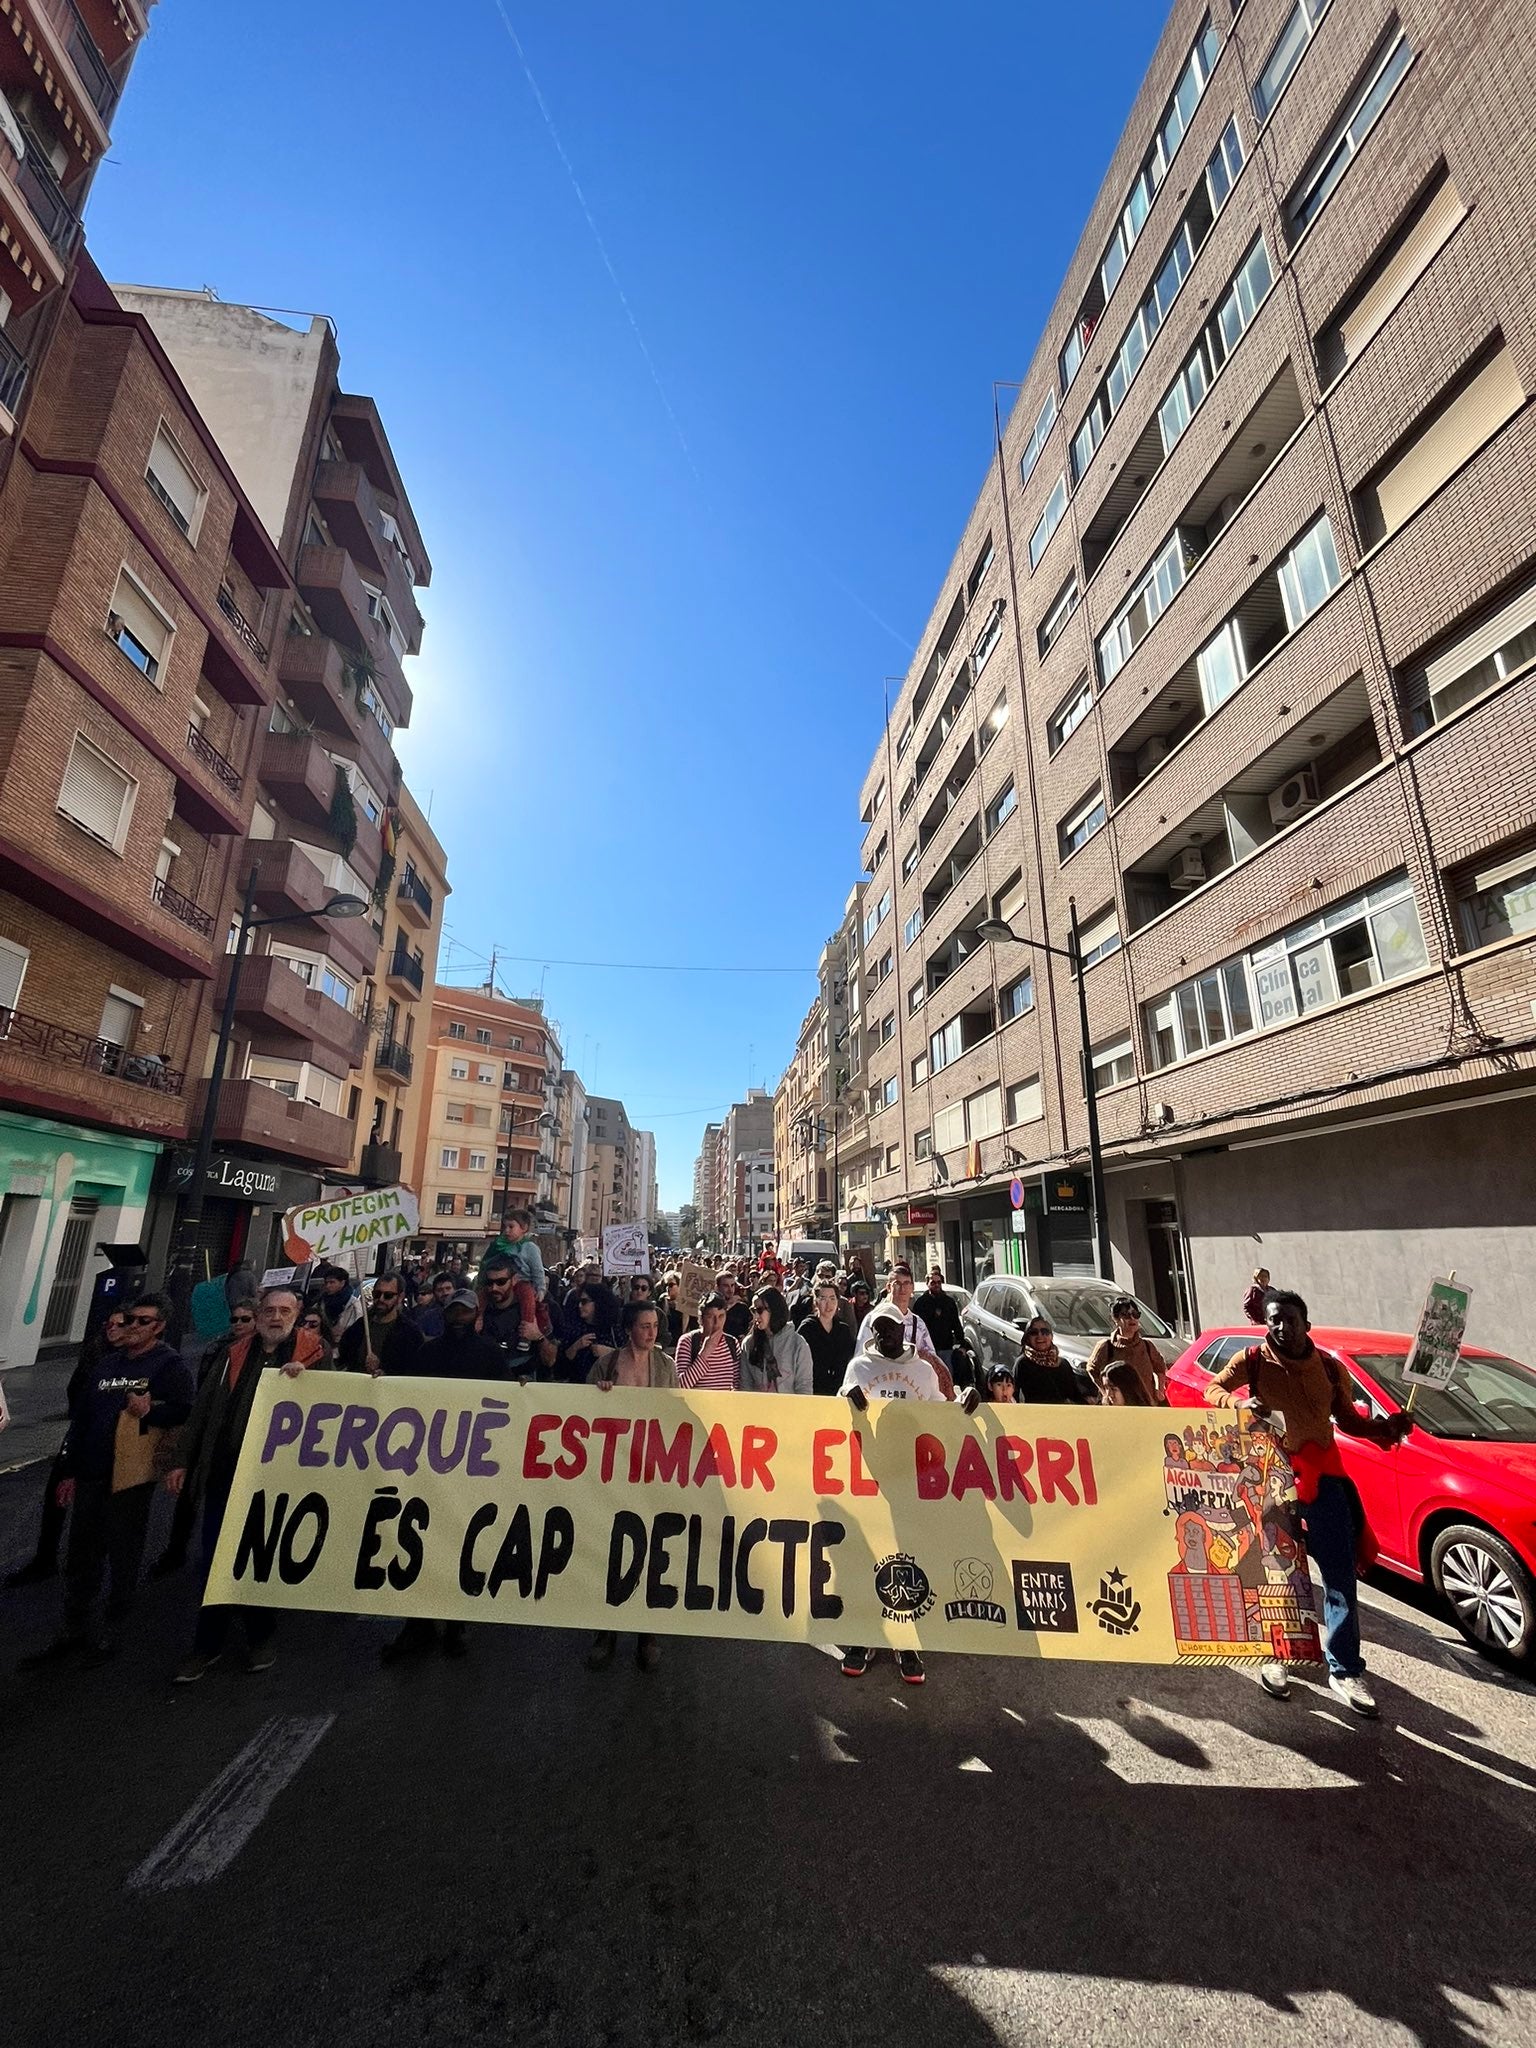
[960,1275,1176,1392]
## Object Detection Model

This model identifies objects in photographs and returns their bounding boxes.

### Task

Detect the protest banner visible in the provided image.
[282,1185,419,1265]
[602,1222,649,1277]
[677,1260,715,1320]
[1402,1274,1472,1388]
[207,1377,1322,1667]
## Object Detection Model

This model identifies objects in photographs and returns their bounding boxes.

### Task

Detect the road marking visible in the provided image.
[814,1715,859,1765]
[1395,1724,1536,1793]
[1060,1700,1358,1790]
[889,1695,909,1710]
[958,1756,992,1773]
[1002,1707,1026,1724]
[127,1715,334,1891]
[812,1642,844,1662]
[1308,1709,1359,1730]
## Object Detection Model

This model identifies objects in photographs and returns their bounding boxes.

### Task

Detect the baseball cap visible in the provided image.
[448,1289,479,1311]
[869,1303,906,1331]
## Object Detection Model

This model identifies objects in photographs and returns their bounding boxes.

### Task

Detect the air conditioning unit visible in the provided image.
[1268,764,1321,826]
[1168,845,1206,892]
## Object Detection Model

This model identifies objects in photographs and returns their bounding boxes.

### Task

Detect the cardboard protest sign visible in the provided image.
[1402,1276,1472,1387]
[602,1223,649,1277]
[677,1261,715,1320]
[282,1186,419,1265]
[208,1378,1321,1667]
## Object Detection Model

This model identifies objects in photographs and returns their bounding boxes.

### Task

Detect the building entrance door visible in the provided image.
[1141,1198,1193,1333]
[43,1197,99,1343]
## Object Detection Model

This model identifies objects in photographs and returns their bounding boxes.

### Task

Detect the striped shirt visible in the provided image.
[676,1330,739,1391]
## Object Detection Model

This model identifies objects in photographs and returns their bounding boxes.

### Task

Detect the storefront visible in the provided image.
[937,1171,1095,1287]
[0,1110,163,1368]
[144,1149,323,1287]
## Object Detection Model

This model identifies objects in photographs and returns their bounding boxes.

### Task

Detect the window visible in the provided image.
[468,1151,488,1172]
[509,1035,524,1050]
[986,781,1017,836]
[880,1011,896,1044]
[1453,843,1536,952]
[445,1103,468,1125]
[971,600,1005,674]
[872,949,893,987]
[1038,576,1080,658]
[933,1101,966,1153]
[862,888,891,943]
[1197,618,1247,713]
[447,1021,467,1039]
[1357,344,1525,547]
[440,1147,461,1169]
[903,907,924,949]
[435,1193,455,1217]
[98,986,143,1050]
[1254,0,1332,120]
[965,1084,1003,1141]
[1143,873,1428,1066]
[0,935,30,1014]
[1091,1034,1136,1094]
[1159,237,1273,459]
[1277,515,1344,630]
[994,871,1027,927]
[1099,530,1199,682]
[980,692,1008,753]
[145,424,207,541]
[1409,575,1536,732]
[967,534,995,600]
[929,1016,962,1074]
[449,1058,469,1080]
[911,1050,930,1085]
[1049,675,1095,754]
[900,842,919,881]
[907,982,926,1016]
[1029,474,1068,570]
[914,1128,932,1161]
[463,1195,484,1218]
[1019,390,1057,483]
[1007,1076,1043,1125]
[861,781,886,826]
[880,1075,898,1108]
[57,734,136,851]
[1076,905,1122,971]
[1059,785,1106,859]
[999,971,1034,1021]
[1287,28,1412,238]
[107,570,172,684]
[883,1144,901,1173]
[1323,171,1465,378]
[475,1027,492,1044]
[477,1063,497,1085]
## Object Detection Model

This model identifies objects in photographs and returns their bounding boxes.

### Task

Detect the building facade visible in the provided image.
[582,1094,635,1242]
[828,0,1536,1355]
[633,1127,658,1231]
[692,1121,721,1249]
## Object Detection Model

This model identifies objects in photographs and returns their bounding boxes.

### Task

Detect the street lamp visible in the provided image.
[976,896,1113,1281]
[164,864,368,1332]
[499,1107,555,1233]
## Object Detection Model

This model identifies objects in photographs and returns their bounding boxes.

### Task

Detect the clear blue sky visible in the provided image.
[89,0,1164,1209]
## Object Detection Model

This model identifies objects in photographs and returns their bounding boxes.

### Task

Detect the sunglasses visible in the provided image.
[230,1311,255,1324]
[124,1312,163,1327]
[486,1276,514,1288]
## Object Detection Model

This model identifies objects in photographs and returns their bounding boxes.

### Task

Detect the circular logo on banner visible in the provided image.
[873,1553,935,1622]
[1009,1177,1026,1210]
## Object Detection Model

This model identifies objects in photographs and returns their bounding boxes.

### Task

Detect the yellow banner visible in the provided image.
[206,1374,1323,1664]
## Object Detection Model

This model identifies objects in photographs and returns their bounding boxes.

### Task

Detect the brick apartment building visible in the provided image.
[107,290,437,1280]
[833,0,1536,1355]
[411,986,563,1265]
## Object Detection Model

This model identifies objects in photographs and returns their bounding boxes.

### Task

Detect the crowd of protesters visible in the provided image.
[2,1218,1399,1713]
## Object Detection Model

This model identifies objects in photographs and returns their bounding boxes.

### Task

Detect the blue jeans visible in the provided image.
[1300,1474,1364,1678]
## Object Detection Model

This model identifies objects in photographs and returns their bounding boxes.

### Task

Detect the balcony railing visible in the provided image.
[0,1007,184,1093]
[217,584,270,665]
[396,865,433,921]
[387,939,424,995]
[0,324,26,416]
[56,0,119,120]
[376,1037,414,1081]
[151,876,214,938]
[14,118,81,258]
[186,722,242,796]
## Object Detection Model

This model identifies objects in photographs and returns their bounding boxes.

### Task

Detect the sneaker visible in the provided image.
[840,1645,873,1678]
[173,1652,221,1685]
[586,1631,617,1672]
[897,1649,926,1686]
[17,1634,82,1672]
[635,1635,662,1673]
[4,1559,58,1589]
[1329,1672,1378,1718]
[243,1643,277,1674]
[1258,1660,1292,1700]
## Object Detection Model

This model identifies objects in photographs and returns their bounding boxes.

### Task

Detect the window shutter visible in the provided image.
[110,572,171,665]
[1423,578,1536,700]
[0,935,29,1012]
[997,873,1028,926]
[58,737,133,845]
[98,992,141,1046]
[1337,176,1464,370]
[1368,347,1525,539]
[146,427,204,535]
[1079,906,1121,956]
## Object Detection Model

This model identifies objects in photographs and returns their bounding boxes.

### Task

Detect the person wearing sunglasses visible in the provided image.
[19,1293,192,1671]
[1087,1298,1168,1405]
[338,1274,424,1378]
[739,1287,813,1394]
[1015,1317,1095,1405]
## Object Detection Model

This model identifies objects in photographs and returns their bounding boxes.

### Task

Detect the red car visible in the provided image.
[1165,1325,1536,1668]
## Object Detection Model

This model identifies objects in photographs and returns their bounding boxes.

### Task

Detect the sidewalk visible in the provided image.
[0,1350,75,1475]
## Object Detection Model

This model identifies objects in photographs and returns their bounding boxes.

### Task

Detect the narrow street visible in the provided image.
[3,1463,1534,2048]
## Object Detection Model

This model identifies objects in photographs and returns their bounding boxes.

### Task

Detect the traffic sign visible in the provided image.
[1009,1177,1026,1210]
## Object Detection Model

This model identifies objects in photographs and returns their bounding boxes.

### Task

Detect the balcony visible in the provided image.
[11,117,82,260]
[36,0,119,121]
[313,460,389,578]
[243,842,379,983]
[150,876,214,939]
[375,1037,414,1083]
[218,954,368,1075]
[296,544,413,725]
[0,323,27,420]
[276,632,395,788]
[185,721,242,800]
[0,1006,183,1094]
[358,1139,402,1187]
[216,584,269,666]
[202,1078,355,1171]
[260,729,339,831]
[384,938,424,998]
[396,863,433,928]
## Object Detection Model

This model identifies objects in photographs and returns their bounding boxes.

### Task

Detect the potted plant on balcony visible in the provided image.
[328,766,358,855]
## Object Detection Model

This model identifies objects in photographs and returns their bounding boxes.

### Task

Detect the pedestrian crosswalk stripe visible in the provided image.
[127,1714,334,1891]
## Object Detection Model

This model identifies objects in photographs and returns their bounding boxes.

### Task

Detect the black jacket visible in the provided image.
[61,1338,192,1483]
[912,1287,965,1352]
[1014,1350,1095,1404]
[178,1329,317,1503]
[415,1328,514,1380]
[338,1314,425,1376]
[797,1313,856,1397]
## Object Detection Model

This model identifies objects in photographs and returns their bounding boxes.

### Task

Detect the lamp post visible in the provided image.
[164,865,369,1333]
[499,1108,554,1233]
[976,896,1113,1281]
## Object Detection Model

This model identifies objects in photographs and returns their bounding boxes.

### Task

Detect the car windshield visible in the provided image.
[1353,1350,1536,1443]
[1026,1282,1173,1341]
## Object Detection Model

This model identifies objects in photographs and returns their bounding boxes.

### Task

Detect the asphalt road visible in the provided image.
[2,1461,1535,2048]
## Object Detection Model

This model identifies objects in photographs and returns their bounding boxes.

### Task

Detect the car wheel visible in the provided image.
[1429,1523,1536,1667]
